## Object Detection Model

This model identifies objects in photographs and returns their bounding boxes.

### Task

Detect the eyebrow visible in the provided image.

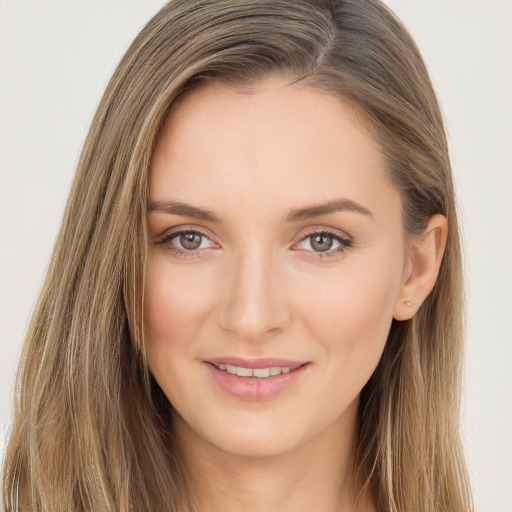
[285,198,372,222]
[148,200,221,223]
[148,197,372,224]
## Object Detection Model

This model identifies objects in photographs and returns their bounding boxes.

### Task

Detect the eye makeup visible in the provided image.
[155,226,219,259]
[155,225,353,261]
[291,227,353,260]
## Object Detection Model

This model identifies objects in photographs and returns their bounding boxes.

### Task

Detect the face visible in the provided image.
[144,79,409,458]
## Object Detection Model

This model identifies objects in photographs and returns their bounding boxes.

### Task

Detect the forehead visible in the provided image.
[157,78,377,158]
[149,78,399,224]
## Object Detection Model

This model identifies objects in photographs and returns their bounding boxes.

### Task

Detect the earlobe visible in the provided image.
[393,214,448,321]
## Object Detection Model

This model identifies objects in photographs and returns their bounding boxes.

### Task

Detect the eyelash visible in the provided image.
[155,227,353,260]
[293,229,353,259]
[156,227,216,259]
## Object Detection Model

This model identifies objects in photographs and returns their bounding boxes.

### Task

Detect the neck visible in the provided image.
[174,398,375,512]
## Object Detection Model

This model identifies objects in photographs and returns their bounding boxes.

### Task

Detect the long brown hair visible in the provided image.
[2,1,473,510]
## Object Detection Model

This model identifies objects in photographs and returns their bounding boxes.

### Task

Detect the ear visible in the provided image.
[393,214,448,321]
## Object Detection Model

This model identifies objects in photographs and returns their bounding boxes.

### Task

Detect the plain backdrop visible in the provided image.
[1,1,511,510]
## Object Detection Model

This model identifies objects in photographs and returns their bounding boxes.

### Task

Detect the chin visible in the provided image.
[173,394,359,460]
[204,424,312,459]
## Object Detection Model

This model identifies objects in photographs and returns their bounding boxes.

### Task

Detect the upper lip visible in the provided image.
[205,356,307,369]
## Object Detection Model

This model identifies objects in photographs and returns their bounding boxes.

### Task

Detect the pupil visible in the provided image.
[180,232,202,250]
[311,234,333,252]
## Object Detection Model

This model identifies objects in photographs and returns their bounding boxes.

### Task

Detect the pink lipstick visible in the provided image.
[203,357,310,401]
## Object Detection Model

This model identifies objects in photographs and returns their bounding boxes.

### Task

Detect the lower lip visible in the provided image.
[204,363,310,401]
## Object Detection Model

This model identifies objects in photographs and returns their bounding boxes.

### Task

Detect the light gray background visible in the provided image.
[1,1,511,510]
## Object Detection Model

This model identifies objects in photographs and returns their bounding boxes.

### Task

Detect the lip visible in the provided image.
[203,357,310,402]
[206,356,306,369]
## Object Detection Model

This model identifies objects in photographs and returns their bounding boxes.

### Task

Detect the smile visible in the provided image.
[204,359,310,401]
[212,363,294,378]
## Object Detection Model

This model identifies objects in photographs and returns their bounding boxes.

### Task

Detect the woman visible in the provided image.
[2,0,474,511]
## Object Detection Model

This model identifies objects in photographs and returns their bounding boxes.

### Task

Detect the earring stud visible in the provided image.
[405,301,413,307]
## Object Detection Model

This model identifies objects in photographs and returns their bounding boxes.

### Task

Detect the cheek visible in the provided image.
[301,258,400,334]
[296,253,403,387]
[143,257,221,415]
[143,255,216,378]
[144,256,211,340]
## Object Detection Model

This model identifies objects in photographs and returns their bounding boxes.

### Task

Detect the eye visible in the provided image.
[177,232,206,250]
[157,228,217,256]
[306,233,336,252]
[293,230,352,256]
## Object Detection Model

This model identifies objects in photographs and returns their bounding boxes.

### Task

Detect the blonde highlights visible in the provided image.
[3,1,472,511]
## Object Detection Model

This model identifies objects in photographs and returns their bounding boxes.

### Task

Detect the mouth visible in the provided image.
[204,358,310,401]
[210,362,298,378]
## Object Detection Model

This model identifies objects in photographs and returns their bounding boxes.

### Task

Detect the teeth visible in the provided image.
[214,364,293,378]
[236,366,253,377]
[253,368,270,378]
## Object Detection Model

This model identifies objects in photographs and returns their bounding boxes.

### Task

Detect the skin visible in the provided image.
[144,78,447,512]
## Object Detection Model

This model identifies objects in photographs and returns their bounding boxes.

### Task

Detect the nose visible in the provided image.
[218,247,291,341]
